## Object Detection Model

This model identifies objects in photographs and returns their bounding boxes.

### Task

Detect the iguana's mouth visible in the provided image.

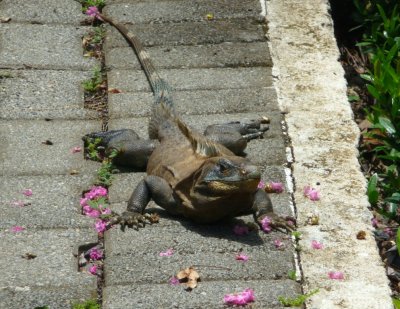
[207,178,260,193]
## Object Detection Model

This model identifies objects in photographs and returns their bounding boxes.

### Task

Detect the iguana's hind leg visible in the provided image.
[109,175,179,230]
[83,129,159,170]
[204,119,269,155]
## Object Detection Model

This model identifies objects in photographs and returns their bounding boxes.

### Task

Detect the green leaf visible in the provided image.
[396,228,400,256]
[348,94,360,102]
[378,117,396,134]
[360,73,374,82]
[366,84,381,99]
[367,174,379,205]
[385,193,400,204]
[393,298,400,309]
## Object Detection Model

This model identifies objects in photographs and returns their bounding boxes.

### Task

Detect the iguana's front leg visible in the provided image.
[204,119,269,155]
[252,189,295,233]
[110,175,179,230]
[83,129,159,169]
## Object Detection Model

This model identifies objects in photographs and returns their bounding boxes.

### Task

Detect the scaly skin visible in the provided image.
[84,13,295,232]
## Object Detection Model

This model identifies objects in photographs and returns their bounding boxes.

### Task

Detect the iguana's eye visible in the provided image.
[217,159,232,175]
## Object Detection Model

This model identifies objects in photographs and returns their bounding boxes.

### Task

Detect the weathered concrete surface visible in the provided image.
[104,20,266,48]
[103,0,260,24]
[0,24,96,70]
[0,1,102,307]
[0,175,97,229]
[108,88,278,118]
[0,229,98,309]
[105,42,272,69]
[103,280,299,309]
[0,0,84,25]
[0,120,100,176]
[0,69,97,120]
[266,0,392,308]
[108,68,273,92]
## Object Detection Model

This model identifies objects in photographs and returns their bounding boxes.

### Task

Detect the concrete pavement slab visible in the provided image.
[105,42,272,69]
[0,0,84,25]
[0,69,97,120]
[104,20,266,48]
[107,68,273,92]
[108,88,278,118]
[103,279,300,309]
[0,175,97,229]
[0,228,97,287]
[0,24,97,70]
[104,224,294,285]
[0,285,98,309]
[103,0,261,24]
[0,120,100,176]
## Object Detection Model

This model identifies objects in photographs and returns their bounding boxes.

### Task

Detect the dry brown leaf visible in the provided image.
[0,17,11,23]
[176,267,200,290]
[356,230,366,240]
[108,88,122,94]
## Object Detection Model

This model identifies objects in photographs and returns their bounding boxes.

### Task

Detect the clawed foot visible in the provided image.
[257,213,296,234]
[108,211,153,231]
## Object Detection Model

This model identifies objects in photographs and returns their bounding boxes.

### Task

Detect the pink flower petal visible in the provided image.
[384,227,394,237]
[311,240,323,249]
[89,248,103,261]
[11,226,25,233]
[89,264,98,275]
[11,200,27,207]
[169,276,180,285]
[86,6,99,17]
[371,218,378,228]
[223,288,255,306]
[22,189,33,196]
[159,248,174,257]
[328,271,344,280]
[233,224,250,236]
[270,181,284,193]
[94,220,107,233]
[274,239,284,249]
[261,216,272,233]
[235,253,249,262]
[257,180,266,189]
[303,185,320,201]
[71,146,82,153]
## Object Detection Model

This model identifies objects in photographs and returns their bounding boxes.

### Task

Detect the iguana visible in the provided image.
[84,12,294,232]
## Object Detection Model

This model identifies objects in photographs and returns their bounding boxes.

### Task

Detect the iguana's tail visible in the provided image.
[99,13,175,139]
[99,13,173,107]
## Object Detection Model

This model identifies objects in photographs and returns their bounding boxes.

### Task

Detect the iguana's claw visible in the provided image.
[258,214,296,234]
[109,211,151,231]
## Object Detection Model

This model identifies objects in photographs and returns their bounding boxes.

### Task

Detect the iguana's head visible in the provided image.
[194,156,261,195]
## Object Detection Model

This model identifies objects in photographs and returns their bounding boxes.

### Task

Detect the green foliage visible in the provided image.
[393,297,400,308]
[353,0,400,220]
[288,270,297,280]
[96,149,119,187]
[92,26,106,44]
[97,159,115,187]
[396,228,400,256]
[82,66,103,93]
[86,137,103,161]
[80,0,105,11]
[72,299,100,309]
[278,289,319,307]
[291,231,302,241]
[367,173,379,205]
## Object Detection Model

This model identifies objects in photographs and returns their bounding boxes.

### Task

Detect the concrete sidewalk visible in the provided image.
[0,0,393,308]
